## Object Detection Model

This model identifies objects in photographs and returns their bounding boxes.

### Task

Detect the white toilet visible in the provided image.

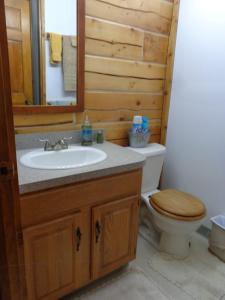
[129,143,206,258]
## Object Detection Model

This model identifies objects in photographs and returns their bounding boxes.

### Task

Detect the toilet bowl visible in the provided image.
[128,144,206,258]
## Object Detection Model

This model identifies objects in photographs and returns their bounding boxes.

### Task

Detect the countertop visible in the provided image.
[17,142,145,194]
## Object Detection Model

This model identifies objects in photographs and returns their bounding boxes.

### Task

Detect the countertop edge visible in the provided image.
[19,160,144,195]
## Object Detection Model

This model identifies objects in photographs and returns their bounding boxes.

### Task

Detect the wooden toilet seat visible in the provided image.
[150,189,206,221]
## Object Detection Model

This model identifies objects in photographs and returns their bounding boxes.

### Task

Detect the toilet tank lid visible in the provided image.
[128,143,166,157]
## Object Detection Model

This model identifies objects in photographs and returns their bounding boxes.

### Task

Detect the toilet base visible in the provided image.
[159,232,191,259]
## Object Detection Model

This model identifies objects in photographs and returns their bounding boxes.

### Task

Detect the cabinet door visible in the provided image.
[23,212,88,300]
[92,197,139,279]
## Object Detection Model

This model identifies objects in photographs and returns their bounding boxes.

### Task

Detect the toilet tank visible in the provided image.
[129,143,166,193]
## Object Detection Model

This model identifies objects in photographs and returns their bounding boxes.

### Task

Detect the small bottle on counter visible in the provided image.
[142,116,149,133]
[96,130,104,144]
[81,115,93,146]
[132,116,143,133]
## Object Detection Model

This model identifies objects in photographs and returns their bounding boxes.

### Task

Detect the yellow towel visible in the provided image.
[50,33,62,64]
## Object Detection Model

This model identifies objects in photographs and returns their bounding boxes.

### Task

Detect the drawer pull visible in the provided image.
[95,221,101,243]
[76,227,82,251]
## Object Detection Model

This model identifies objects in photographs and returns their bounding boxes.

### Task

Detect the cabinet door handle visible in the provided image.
[76,227,82,251]
[95,221,101,243]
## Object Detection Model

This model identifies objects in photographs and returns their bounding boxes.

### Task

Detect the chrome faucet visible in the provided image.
[40,137,72,151]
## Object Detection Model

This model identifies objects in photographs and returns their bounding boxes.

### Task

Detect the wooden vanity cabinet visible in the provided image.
[20,169,142,300]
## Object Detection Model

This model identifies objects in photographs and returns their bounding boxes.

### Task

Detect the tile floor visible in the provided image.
[134,225,225,300]
[65,226,225,300]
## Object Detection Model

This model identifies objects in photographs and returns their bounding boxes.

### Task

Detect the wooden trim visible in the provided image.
[13,0,85,114]
[160,0,180,145]
[39,0,46,105]
[13,105,81,114]
[0,1,24,299]
[76,0,85,112]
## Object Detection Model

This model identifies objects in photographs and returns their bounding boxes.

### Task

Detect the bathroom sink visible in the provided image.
[20,146,107,170]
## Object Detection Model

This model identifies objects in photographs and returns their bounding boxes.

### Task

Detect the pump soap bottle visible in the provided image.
[81,115,93,146]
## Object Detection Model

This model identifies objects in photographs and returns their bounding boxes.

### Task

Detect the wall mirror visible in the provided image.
[4,0,85,113]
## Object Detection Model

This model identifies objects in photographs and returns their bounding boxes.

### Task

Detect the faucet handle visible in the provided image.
[62,137,72,147]
[62,137,72,142]
[39,139,52,151]
[39,138,49,143]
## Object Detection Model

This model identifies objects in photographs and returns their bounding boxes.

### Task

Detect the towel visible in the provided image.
[62,35,77,91]
[49,33,62,64]
[71,36,77,47]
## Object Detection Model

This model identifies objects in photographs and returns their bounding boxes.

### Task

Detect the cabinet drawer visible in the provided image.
[21,169,142,228]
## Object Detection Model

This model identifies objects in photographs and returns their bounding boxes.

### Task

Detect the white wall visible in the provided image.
[161,0,225,227]
[45,0,77,103]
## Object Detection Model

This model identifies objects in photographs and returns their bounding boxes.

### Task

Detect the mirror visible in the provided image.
[4,0,85,113]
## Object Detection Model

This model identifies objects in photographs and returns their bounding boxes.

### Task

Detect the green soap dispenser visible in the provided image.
[81,115,93,146]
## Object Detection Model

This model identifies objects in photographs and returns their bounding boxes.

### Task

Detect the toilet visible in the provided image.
[129,143,206,258]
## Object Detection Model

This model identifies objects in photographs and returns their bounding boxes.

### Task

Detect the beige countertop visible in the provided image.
[17,142,145,194]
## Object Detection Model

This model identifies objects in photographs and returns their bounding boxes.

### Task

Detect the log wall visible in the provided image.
[14,0,179,146]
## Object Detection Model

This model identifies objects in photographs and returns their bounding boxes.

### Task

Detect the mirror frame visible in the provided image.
[13,0,85,114]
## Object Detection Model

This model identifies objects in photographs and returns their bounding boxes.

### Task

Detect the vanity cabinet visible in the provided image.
[20,170,142,300]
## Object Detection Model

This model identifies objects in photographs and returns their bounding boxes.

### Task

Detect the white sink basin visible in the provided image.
[20,146,107,170]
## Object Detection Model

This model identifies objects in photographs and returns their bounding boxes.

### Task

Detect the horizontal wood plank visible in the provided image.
[76,109,162,123]
[98,0,173,20]
[14,113,74,127]
[86,38,142,61]
[144,33,169,64]
[86,17,144,46]
[85,92,163,110]
[85,55,166,79]
[86,0,171,35]
[85,72,164,93]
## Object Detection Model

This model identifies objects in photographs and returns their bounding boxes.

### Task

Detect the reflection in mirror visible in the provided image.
[4,0,80,107]
[42,0,77,106]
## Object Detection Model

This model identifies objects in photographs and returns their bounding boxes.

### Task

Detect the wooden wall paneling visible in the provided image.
[97,0,174,19]
[85,73,164,93]
[86,0,172,35]
[86,17,143,61]
[86,38,143,61]
[14,123,78,135]
[76,109,161,123]
[144,33,169,64]
[86,17,144,46]
[85,92,163,110]
[14,113,75,127]
[160,0,180,145]
[85,55,166,79]
[14,0,180,146]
